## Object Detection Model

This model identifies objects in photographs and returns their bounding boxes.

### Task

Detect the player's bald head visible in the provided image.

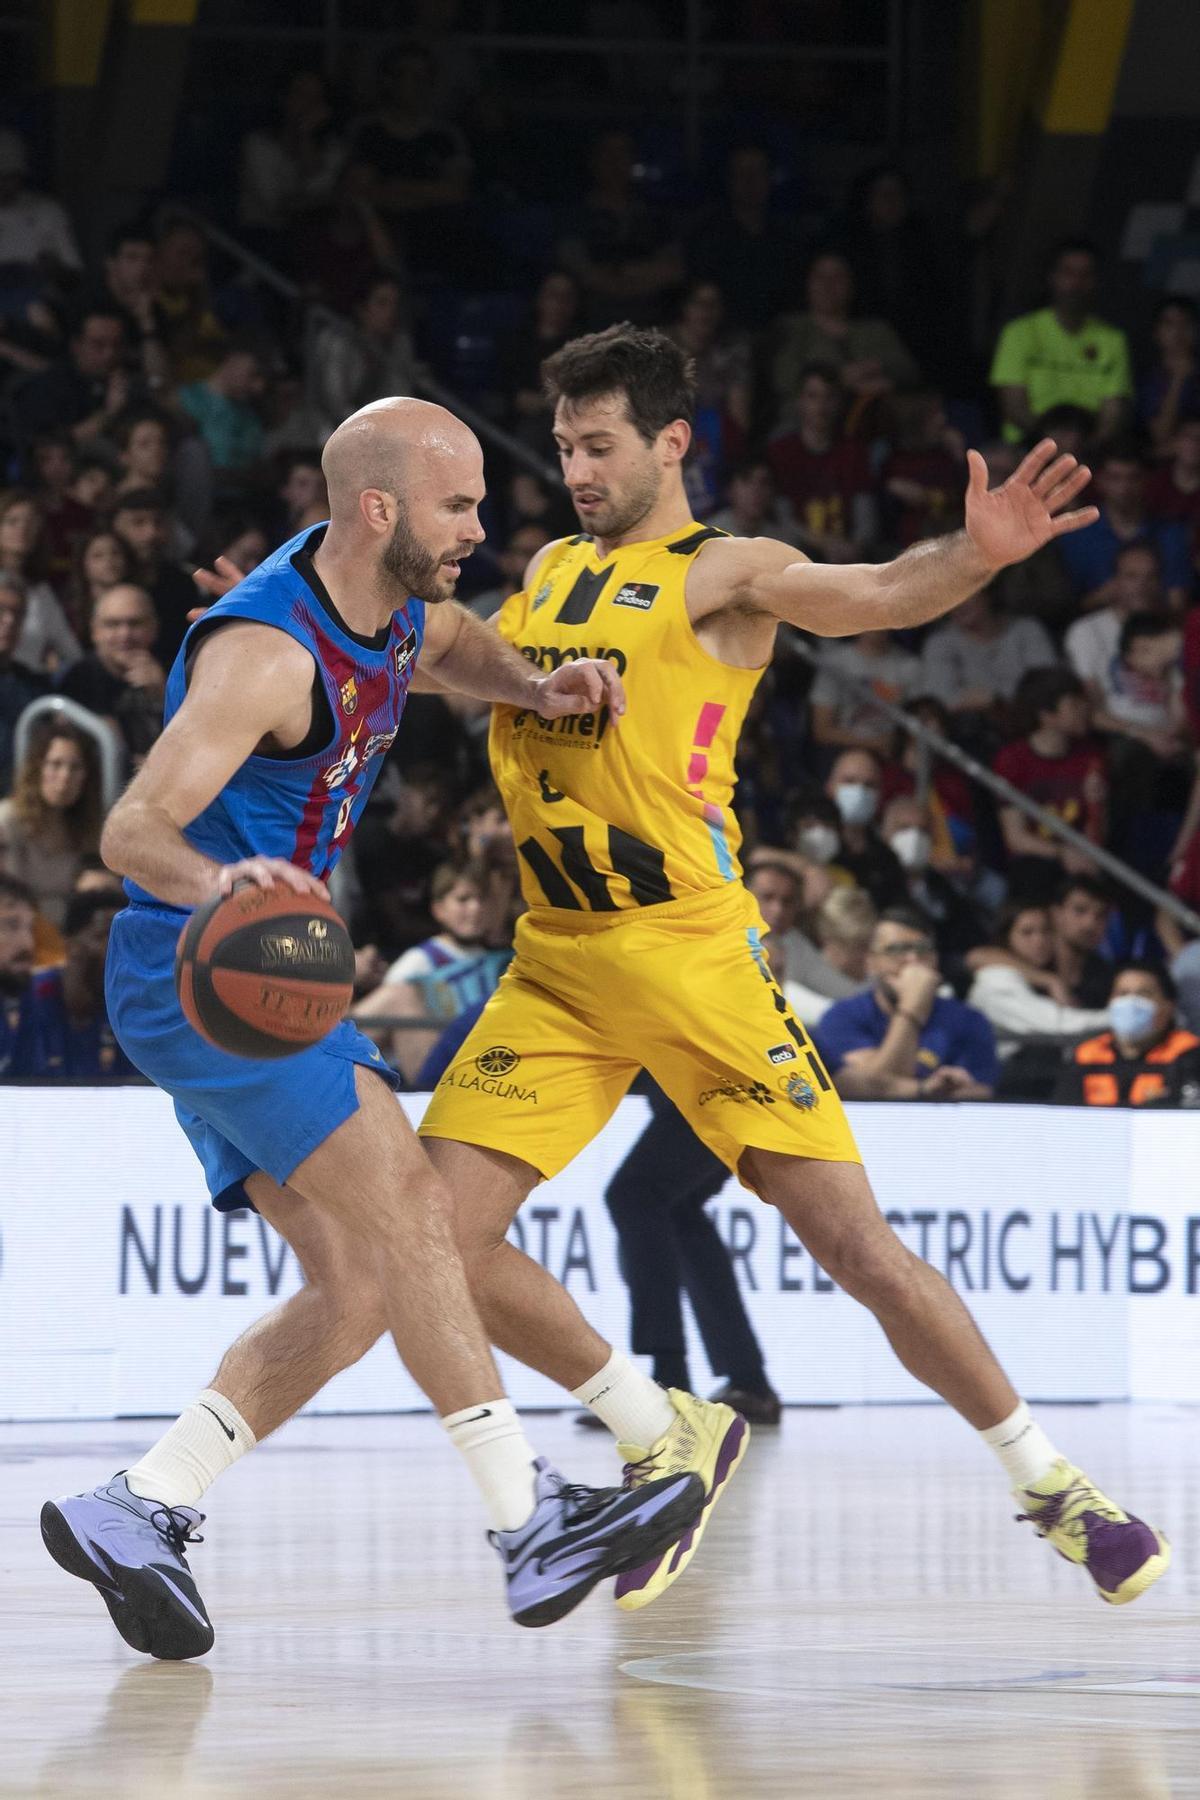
[319,396,487,606]
[321,397,480,516]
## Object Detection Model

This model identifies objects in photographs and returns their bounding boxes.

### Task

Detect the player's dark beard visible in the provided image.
[381,505,446,604]
[576,460,661,539]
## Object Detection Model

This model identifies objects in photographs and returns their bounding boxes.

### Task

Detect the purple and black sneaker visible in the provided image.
[492,1456,704,1628]
[1014,1458,1170,1606]
[41,1474,214,1659]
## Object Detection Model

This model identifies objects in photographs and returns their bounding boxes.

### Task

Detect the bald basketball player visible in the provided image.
[39,399,704,1658]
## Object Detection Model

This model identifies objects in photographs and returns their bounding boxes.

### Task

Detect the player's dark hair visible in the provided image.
[0,871,36,910]
[542,324,696,443]
[62,888,122,940]
[1110,959,1176,1003]
[1119,610,1176,658]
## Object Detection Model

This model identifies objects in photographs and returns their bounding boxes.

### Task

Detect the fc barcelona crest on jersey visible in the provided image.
[339,675,359,715]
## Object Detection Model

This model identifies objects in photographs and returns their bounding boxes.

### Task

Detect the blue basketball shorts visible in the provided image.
[106,903,402,1212]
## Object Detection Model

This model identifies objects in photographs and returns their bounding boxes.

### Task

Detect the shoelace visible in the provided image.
[621,1452,662,1491]
[1015,1479,1122,1541]
[553,1480,619,1522]
[148,1504,206,1557]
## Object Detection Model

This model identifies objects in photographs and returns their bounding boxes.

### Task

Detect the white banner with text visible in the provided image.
[1,1089,1198,1420]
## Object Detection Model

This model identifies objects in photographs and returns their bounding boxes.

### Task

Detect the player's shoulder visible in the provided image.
[685,530,807,612]
[187,614,316,694]
[524,534,583,592]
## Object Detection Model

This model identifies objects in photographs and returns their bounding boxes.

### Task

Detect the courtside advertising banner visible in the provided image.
[1,1089,1198,1420]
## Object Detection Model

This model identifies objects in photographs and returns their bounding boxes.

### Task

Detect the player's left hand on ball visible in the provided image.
[533,658,626,721]
[217,857,331,902]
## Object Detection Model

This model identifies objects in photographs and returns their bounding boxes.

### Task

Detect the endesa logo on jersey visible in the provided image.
[394,626,418,674]
[611,582,659,611]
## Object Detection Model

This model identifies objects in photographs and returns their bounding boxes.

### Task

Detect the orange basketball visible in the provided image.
[175,883,355,1060]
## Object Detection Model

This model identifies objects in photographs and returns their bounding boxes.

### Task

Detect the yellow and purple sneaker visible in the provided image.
[1015,1458,1170,1605]
[614,1389,749,1612]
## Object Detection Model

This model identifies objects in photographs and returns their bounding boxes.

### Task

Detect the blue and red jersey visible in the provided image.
[126,524,425,910]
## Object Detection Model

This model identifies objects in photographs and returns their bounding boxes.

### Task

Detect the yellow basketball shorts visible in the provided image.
[418,882,861,1181]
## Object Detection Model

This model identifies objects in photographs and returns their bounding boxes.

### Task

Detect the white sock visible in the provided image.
[979,1400,1060,1491]
[572,1350,676,1449]
[125,1389,257,1508]
[443,1398,538,1532]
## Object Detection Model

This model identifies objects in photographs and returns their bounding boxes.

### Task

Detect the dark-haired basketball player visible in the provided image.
[39,397,704,1657]
[416,328,1167,1611]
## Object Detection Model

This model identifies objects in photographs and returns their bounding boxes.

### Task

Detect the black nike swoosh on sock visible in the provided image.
[200,1404,236,1442]
[449,1407,493,1427]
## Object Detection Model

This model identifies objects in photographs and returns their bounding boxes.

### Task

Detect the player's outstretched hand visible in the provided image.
[188,555,249,624]
[965,438,1099,570]
[217,858,331,902]
[533,657,626,721]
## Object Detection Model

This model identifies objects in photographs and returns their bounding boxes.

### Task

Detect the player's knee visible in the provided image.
[820,1229,916,1308]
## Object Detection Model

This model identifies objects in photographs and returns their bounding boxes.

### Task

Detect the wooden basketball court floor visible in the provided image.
[3,1403,1196,1799]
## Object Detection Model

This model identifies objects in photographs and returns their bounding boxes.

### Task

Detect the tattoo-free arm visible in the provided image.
[417,598,627,720]
[100,623,328,909]
[716,440,1098,638]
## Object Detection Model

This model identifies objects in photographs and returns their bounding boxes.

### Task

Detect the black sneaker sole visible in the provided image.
[512,1473,705,1629]
[40,1501,215,1661]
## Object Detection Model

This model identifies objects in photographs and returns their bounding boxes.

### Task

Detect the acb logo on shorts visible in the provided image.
[476,1045,520,1077]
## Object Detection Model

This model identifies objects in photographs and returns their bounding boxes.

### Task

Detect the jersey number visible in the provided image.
[333,795,353,843]
[518,825,672,911]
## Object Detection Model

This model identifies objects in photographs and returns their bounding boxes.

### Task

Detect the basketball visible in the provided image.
[174,883,356,1060]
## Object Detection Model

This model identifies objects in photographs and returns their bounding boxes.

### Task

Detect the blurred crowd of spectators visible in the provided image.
[2,25,1200,1107]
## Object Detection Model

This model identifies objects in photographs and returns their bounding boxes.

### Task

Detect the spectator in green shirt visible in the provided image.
[990,239,1131,444]
[177,340,267,474]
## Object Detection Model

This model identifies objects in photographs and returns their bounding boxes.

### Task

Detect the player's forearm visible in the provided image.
[425,607,539,707]
[776,530,995,636]
[101,798,221,909]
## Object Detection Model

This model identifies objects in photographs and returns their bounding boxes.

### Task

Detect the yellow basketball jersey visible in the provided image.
[489,523,764,915]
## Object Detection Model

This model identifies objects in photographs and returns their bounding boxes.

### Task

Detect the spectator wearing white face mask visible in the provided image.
[824,748,907,911]
[880,794,987,959]
[781,786,856,915]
